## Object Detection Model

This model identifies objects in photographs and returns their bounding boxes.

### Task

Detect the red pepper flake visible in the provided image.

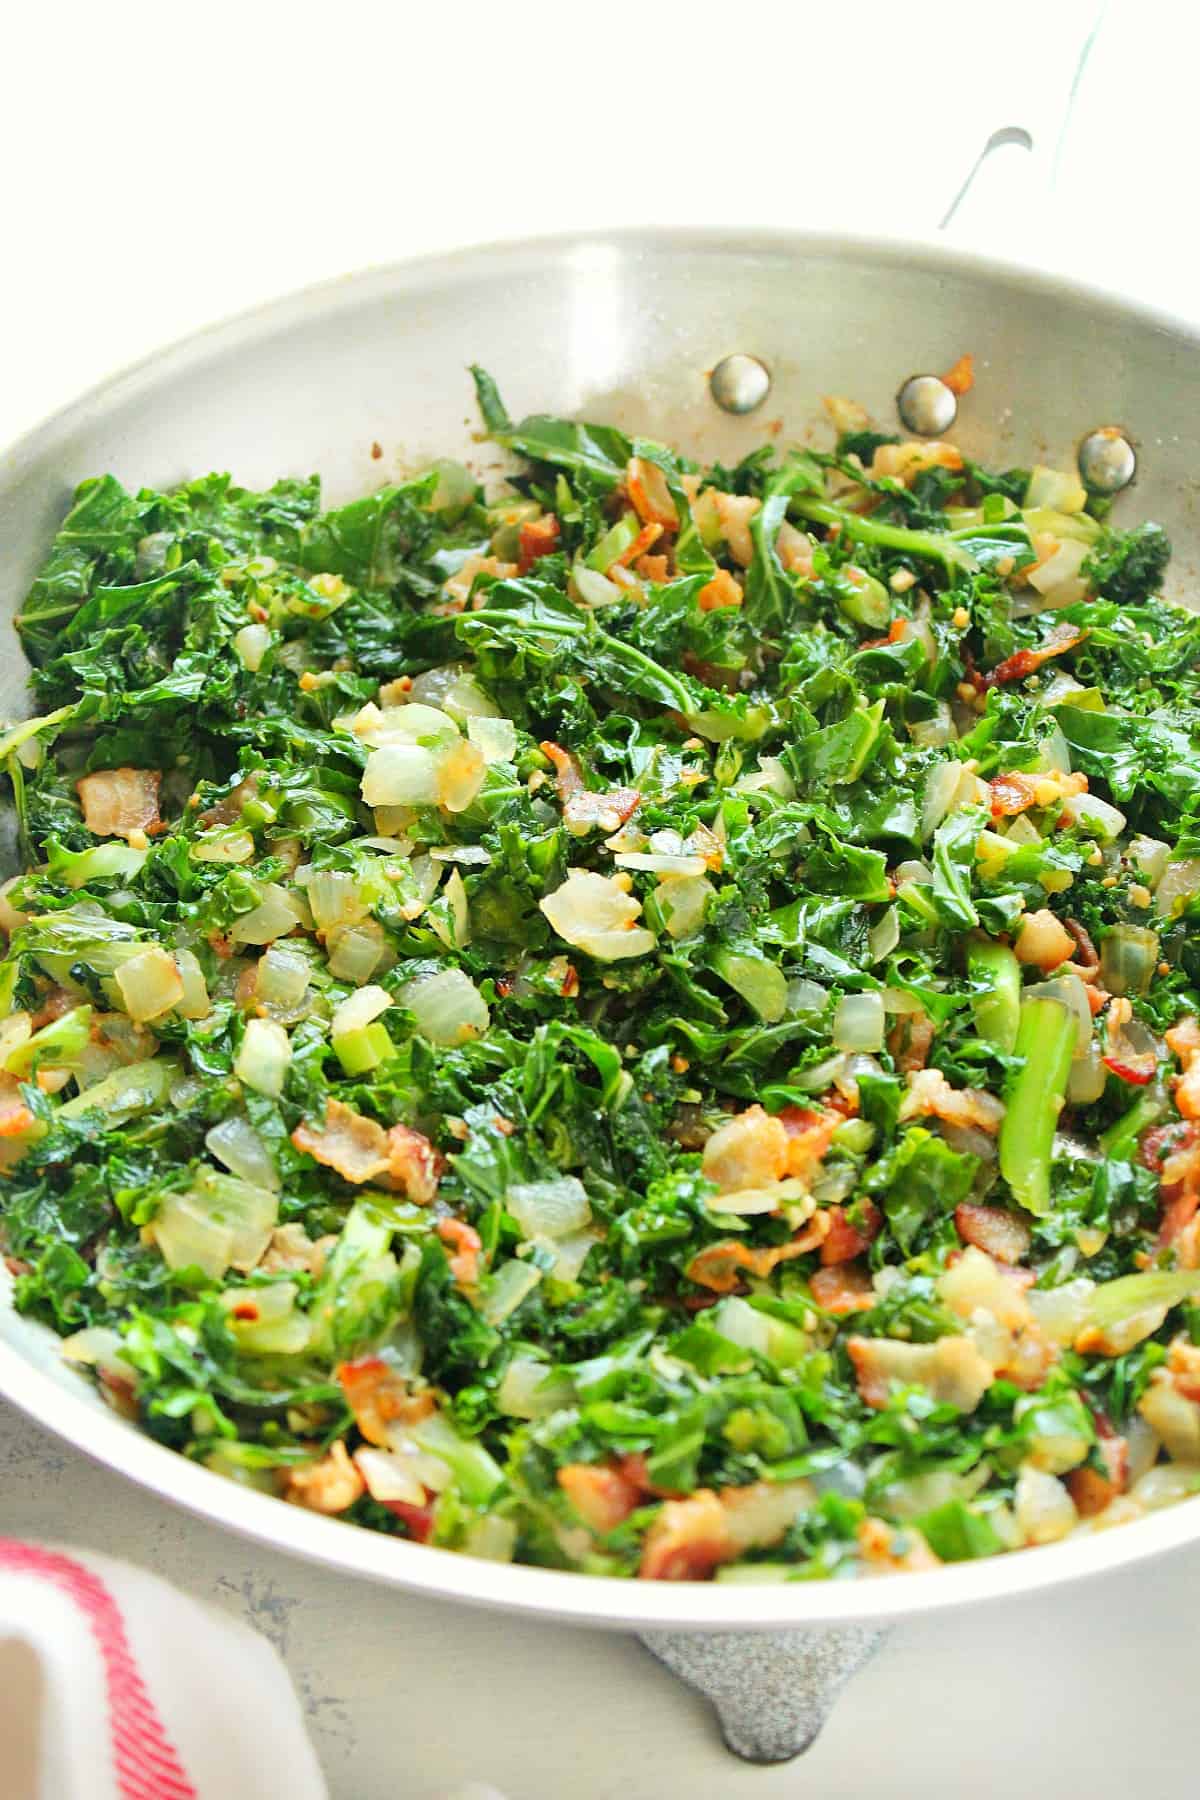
[370,441,383,461]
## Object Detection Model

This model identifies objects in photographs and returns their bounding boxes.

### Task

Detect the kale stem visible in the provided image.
[967,938,1021,1055]
[998,995,1077,1215]
[791,497,976,573]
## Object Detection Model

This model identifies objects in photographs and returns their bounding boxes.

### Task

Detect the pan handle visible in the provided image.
[936,5,1108,250]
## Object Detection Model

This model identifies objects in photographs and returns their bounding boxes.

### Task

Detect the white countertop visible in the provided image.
[1,5,1197,1794]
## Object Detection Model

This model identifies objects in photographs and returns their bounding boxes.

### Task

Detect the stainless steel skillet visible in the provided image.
[0,228,1197,1641]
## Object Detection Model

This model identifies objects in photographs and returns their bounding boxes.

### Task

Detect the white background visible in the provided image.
[0,4,1197,1795]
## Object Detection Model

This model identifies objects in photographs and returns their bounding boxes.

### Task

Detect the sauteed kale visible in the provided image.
[3,365,1200,1580]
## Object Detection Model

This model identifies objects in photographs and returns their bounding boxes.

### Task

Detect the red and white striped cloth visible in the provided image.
[0,1540,328,1799]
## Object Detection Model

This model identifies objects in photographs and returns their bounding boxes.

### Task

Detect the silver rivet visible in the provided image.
[1078,427,1136,495]
[897,374,957,437]
[709,354,771,415]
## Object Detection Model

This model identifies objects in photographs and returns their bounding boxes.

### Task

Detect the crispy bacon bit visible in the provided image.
[708,493,759,567]
[76,768,162,841]
[985,622,1086,687]
[1167,1015,1200,1121]
[954,1202,1031,1265]
[626,458,678,532]
[887,1009,935,1076]
[563,786,642,835]
[869,441,963,484]
[1141,1119,1200,1261]
[776,1105,841,1183]
[436,1217,482,1285]
[558,1462,643,1534]
[1064,1464,1118,1517]
[820,1201,883,1266]
[384,1123,443,1204]
[847,1334,993,1412]
[285,1441,364,1515]
[811,1261,875,1313]
[338,1357,435,1447]
[634,551,671,583]
[899,1068,1005,1135]
[989,771,1041,817]
[1064,918,1099,970]
[685,1216,830,1294]
[702,1105,790,1193]
[199,774,258,829]
[0,1077,35,1140]
[292,1098,389,1184]
[639,1490,731,1580]
[941,353,975,397]
[857,1516,941,1573]
[697,569,744,611]
[541,740,585,801]
[439,553,516,613]
[384,1499,436,1542]
[615,522,663,568]
[517,514,561,574]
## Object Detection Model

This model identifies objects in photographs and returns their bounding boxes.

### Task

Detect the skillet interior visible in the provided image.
[0,229,1198,1630]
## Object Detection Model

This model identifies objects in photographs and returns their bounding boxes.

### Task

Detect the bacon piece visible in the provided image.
[1064,918,1099,970]
[811,1261,875,1314]
[899,1068,1005,1135]
[857,1516,941,1573]
[384,1124,443,1204]
[639,1490,732,1581]
[634,551,671,583]
[615,522,663,568]
[697,569,744,611]
[558,1463,642,1534]
[76,767,162,841]
[887,1009,935,1076]
[285,1441,364,1515]
[702,1105,789,1193]
[337,1357,434,1447]
[985,622,1086,687]
[291,1098,389,1184]
[847,1334,993,1412]
[384,1499,436,1542]
[563,786,641,835]
[989,772,1041,817]
[436,1218,481,1284]
[626,458,678,532]
[941,353,975,397]
[517,513,561,574]
[776,1105,841,1183]
[541,740,585,802]
[954,1202,1031,1265]
[820,1201,883,1267]
[1167,1015,1200,1121]
[712,493,761,567]
[685,1216,830,1294]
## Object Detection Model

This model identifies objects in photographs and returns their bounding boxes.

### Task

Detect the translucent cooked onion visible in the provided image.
[1059,791,1126,842]
[573,564,624,608]
[435,738,486,813]
[507,1176,591,1240]
[1015,1466,1078,1544]
[234,1016,291,1098]
[205,1115,281,1192]
[467,715,517,764]
[326,919,386,984]
[428,868,470,951]
[174,948,212,1020]
[1067,1040,1108,1104]
[833,990,885,1053]
[114,946,185,1023]
[1026,536,1089,607]
[786,977,827,1015]
[1025,466,1087,513]
[1100,925,1160,998]
[894,858,932,886]
[480,1258,543,1324]
[400,967,490,1046]
[61,1325,134,1381]
[233,622,271,671]
[540,870,656,962]
[496,1357,572,1420]
[254,945,310,1011]
[908,704,956,750]
[921,762,982,840]
[656,874,713,942]
[306,871,368,932]
[220,1281,311,1355]
[229,884,305,946]
[361,744,440,807]
[353,1446,435,1507]
[1155,858,1200,919]
[332,984,392,1039]
[1025,973,1092,1055]
[615,851,708,876]
[191,827,256,865]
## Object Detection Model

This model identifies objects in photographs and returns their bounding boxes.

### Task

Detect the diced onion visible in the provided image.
[332,984,392,1038]
[1026,537,1089,608]
[832,990,885,1053]
[230,884,305,946]
[1027,1277,1096,1345]
[1015,1466,1078,1544]
[362,744,440,807]
[497,1358,571,1419]
[467,715,517,764]
[540,870,656,962]
[1024,973,1092,1054]
[436,738,487,813]
[507,1176,591,1240]
[307,871,368,932]
[655,874,713,941]
[191,828,256,865]
[326,919,386,984]
[1067,1040,1107,1105]
[921,761,982,840]
[1155,859,1200,919]
[354,1447,435,1507]
[254,945,310,1010]
[61,1325,135,1381]
[573,564,624,608]
[114,946,185,1023]
[615,852,707,876]
[480,1258,543,1324]
[233,623,271,671]
[1100,925,1160,998]
[787,977,827,1014]
[429,868,470,951]
[1059,791,1126,842]
[868,907,900,964]
[205,1115,281,1192]
[174,948,212,1020]
[1025,466,1087,514]
[400,967,490,1046]
[234,1017,291,1097]
[220,1281,311,1354]
[1128,835,1169,888]
[908,704,956,750]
